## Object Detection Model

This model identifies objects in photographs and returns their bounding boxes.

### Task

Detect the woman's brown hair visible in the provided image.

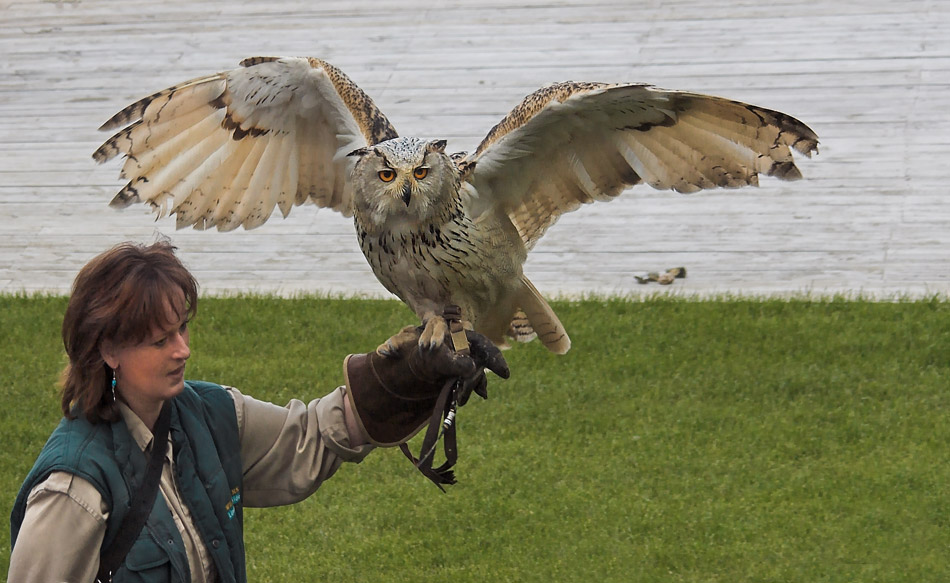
[60,240,198,423]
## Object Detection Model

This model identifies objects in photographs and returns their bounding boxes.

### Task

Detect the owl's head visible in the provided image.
[348,137,459,229]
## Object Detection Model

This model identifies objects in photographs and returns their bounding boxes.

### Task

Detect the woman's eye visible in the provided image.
[378,169,396,182]
[413,167,429,180]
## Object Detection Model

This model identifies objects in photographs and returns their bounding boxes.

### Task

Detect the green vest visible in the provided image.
[11,381,247,583]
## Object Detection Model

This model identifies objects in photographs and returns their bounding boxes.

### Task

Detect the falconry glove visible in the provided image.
[344,323,509,447]
[344,316,508,489]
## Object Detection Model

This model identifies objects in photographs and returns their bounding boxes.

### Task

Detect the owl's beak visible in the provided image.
[401,183,412,207]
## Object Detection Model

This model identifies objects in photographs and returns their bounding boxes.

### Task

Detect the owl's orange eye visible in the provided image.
[378,169,396,182]
[413,167,429,180]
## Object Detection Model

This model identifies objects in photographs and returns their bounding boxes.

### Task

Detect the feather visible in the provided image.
[121,112,227,206]
[507,310,537,344]
[211,137,269,231]
[181,140,252,230]
[516,276,570,355]
[277,136,300,217]
[98,74,224,133]
[235,132,288,229]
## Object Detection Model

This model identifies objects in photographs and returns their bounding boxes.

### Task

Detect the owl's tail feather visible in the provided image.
[516,276,571,354]
[507,311,537,344]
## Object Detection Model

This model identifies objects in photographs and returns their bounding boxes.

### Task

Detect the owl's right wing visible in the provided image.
[93,57,398,231]
[462,82,818,250]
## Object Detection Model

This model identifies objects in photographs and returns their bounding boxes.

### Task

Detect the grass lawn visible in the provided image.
[1,295,948,582]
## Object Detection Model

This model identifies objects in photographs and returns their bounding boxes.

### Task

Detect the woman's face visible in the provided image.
[102,297,191,414]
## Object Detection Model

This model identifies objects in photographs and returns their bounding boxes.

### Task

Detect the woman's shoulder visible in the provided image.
[44,415,116,460]
[17,417,121,506]
[184,379,227,394]
[178,380,240,433]
[181,380,235,407]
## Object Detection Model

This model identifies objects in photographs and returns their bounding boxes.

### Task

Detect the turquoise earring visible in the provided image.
[111,370,117,402]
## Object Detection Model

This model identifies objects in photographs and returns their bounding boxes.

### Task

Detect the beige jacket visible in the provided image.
[8,386,373,582]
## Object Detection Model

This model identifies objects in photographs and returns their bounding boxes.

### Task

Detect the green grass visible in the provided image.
[2,295,949,582]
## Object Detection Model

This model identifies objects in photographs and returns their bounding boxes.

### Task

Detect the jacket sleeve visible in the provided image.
[7,471,107,583]
[228,386,375,507]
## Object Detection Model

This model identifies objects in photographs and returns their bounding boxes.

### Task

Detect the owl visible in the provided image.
[94,56,818,354]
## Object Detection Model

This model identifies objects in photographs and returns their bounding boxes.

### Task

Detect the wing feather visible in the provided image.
[278,138,300,217]
[95,57,398,230]
[295,113,340,208]
[212,138,269,231]
[96,74,225,134]
[113,114,230,216]
[234,133,288,229]
[175,138,254,230]
[465,83,818,249]
[121,111,226,194]
[114,106,221,179]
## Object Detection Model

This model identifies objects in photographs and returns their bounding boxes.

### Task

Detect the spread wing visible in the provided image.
[462,82,819,250]
[93,56,398,231]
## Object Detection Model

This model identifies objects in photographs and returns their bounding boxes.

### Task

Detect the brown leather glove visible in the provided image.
[344,325,509,446]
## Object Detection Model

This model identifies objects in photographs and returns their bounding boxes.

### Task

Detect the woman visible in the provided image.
[8,240,507,582]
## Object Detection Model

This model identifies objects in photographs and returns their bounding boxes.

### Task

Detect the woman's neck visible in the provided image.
[119,393,165,433]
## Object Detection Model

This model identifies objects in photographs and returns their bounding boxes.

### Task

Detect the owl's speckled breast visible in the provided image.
[355,206,506,325]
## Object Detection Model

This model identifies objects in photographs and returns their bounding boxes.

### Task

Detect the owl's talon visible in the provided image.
[419,316,448,350]
[376,326,420,358]
[376,341,396,357]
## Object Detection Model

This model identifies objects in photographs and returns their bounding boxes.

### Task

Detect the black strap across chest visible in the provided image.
[96,401,172,583]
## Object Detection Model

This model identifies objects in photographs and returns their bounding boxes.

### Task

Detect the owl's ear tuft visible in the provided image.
[427,139,447,154]
[348,146,372,158]
[458,160,477,181]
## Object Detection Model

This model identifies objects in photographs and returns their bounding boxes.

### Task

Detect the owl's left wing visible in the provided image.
[462,82,818,250]
[94,56,397,230]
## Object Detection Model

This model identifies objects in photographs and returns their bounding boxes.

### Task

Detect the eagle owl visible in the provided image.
[94,56,819,354]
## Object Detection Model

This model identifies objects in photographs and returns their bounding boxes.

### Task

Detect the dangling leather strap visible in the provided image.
[96,401,172,583]
[399,307,469,492]
[400,377,459,491]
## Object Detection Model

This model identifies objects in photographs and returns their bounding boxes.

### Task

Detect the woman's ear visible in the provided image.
[100,340,118,370]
